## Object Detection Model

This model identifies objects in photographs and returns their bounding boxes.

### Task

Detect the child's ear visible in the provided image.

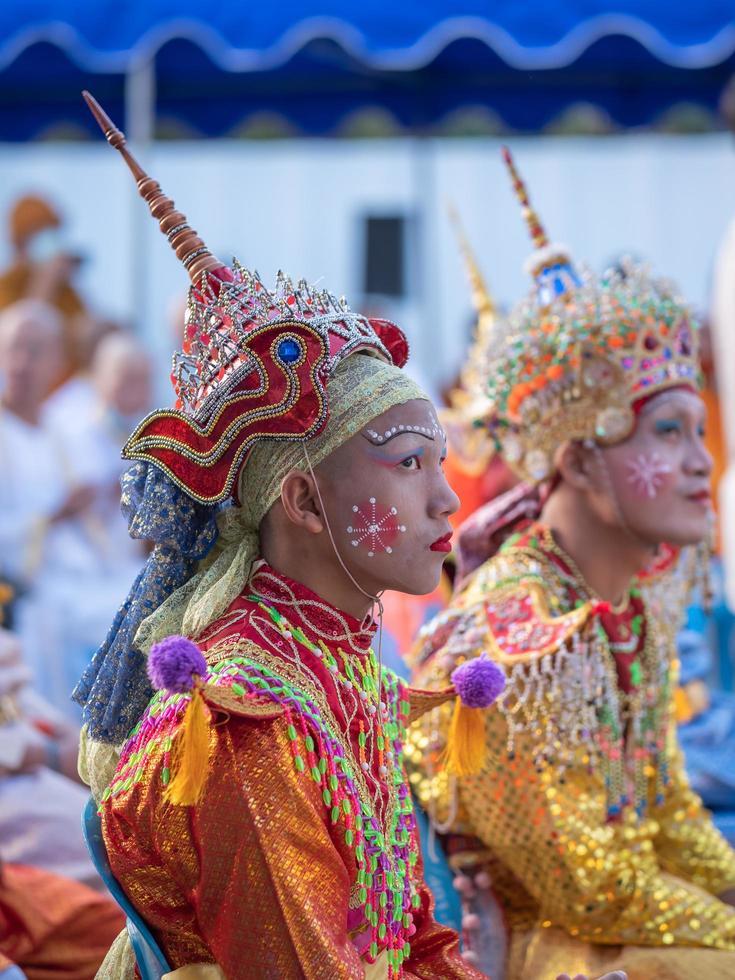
[554,441,596,492]
[279,469,324,534]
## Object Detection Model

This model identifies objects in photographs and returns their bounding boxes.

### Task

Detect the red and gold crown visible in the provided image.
[475,147,701,483]
[83,92,408,504]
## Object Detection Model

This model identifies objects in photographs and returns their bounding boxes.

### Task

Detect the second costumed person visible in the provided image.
[407,150,735,980]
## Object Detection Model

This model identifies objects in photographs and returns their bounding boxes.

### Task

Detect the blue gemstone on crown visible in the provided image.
[277,338,302,363]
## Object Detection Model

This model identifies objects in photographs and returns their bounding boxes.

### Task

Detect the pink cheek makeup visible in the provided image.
[346,497,407,558]
[625,451,673,500]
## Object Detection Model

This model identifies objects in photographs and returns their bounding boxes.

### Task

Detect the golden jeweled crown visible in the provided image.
[474,148,701,483]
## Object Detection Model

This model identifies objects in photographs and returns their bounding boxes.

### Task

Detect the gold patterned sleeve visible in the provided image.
[193,716,369,977]
[456,715,735,949]
[651,738,735,898]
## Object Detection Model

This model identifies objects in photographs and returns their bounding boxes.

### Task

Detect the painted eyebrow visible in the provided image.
[362,420,443,446]
[650,406,707,427]
[639,392,702,419]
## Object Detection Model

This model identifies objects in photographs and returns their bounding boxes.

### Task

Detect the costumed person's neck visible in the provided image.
[259,546,376,625]
[541,488,653,607]
[0,391,42,427]
[248,561,377,655]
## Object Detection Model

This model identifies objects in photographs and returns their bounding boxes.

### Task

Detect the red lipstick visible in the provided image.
[430,532,453,553]
[687,490,711,505]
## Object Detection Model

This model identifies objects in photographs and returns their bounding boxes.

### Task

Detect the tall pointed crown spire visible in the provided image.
[81,90,410,504]
[82,90,222,283]
[441,206,497,469]
[447,204,497,404]
[501,146,549,252]
[501,145,580,306]
[448,204,496,325]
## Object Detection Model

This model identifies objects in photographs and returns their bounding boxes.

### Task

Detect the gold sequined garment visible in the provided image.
[100,564,479,979]
[407,525,735,979]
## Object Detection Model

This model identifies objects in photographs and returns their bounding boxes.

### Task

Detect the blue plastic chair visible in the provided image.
[81,797,170,980]
[412,801,462,932]
[0,966,27,980]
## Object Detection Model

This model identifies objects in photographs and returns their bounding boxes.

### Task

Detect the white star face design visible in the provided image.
[346,497,407,557]
[625,452,672,499]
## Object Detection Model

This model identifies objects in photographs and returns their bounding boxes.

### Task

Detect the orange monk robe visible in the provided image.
[702,384,726,546]
[0,862,123,980]
[444,448,518,533]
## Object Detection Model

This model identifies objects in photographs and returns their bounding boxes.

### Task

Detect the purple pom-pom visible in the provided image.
[148,635,207,694]
[451,655,506,708]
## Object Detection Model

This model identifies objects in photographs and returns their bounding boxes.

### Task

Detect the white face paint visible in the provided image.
[625,451,673,500]
[314,397,458,598]
[347,496,407,557]
[599,389,713,548]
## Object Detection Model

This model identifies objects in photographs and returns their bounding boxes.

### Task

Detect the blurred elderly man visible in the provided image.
[0,300,125,718]
[0,300,94,584]
[63,331,154,571]
[84,330,153,479]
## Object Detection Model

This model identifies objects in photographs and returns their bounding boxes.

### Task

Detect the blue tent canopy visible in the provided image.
[2,3,735,138]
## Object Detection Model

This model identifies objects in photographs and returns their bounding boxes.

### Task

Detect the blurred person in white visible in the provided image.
[0,618,102,890]
[61,331,154,571]
[43,314,121,433]
[0,299,124,719]
[87,331,153,477]
[0,299,93,575]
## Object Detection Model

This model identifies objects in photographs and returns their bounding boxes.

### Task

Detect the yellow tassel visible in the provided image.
[165,686,211,806]
[444,700,487,777]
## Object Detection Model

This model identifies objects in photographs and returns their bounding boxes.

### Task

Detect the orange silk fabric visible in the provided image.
[0,862,123,980]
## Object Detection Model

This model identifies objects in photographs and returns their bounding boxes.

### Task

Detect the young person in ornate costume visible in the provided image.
[407,149,735,980]
[72,94,510,980]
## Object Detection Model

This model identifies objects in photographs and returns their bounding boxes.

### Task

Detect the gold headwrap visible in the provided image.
[135,354,427,649]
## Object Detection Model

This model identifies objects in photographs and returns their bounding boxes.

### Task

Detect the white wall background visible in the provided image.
[0,133,733,399]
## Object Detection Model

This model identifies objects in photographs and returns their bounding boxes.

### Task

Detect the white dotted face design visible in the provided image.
[364,417,442,445]
[625,451,673,500]
[346,497,407,558]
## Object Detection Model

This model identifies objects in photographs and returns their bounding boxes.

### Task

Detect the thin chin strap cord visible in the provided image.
[302,445,386,683]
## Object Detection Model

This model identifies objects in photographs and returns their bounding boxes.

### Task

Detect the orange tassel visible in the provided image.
[444,700,487,777]
[165,684,212,806]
